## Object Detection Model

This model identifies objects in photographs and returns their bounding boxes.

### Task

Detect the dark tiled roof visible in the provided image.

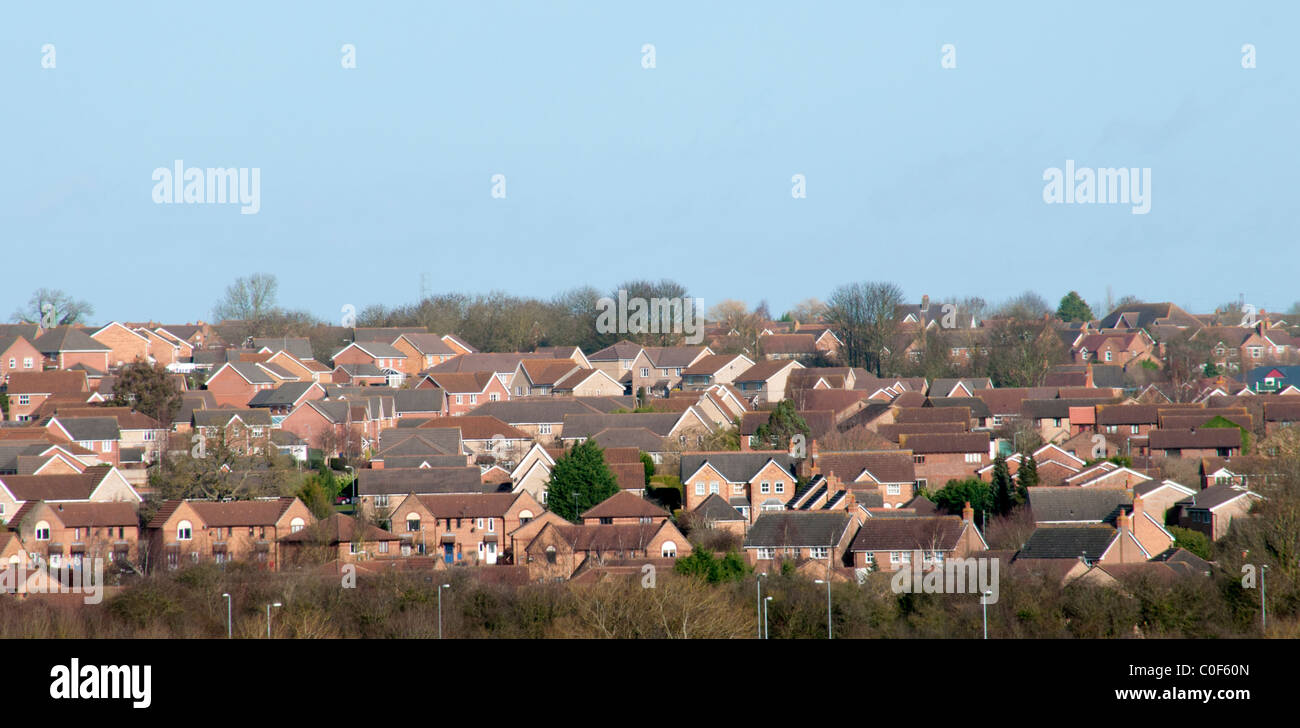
[679,451,795,482]
[1148,428,1241,450]
[693,493,745,522]
[358,467,485,496]
[1027,487,1131,523]
[581,491,669,520]
[898,432,989,454]
[849,516,967,551]
[1017,525,1117,560]
[743,512,852,548]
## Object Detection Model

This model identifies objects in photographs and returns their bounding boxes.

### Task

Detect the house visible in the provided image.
[0,334,43,385]
[848,505,987,572]
[278,513,403,564]
[44,416,121,466]
[331,363,390,387]
[467,398,619,441]
[1173,485,1262,541]
[34,327,111,372]
[1147,428,1242,459]
[44,407,169,465]
[690,493,748,537]
[331,341,408,386]
[1071,331,1157,369]
[392,389,448,421]
[0,465,142,527]
[1262,400,1300,436]
[356,467,487,517]
[562,410,715,452]
[204,361,281,407]
[90,322,152,369]
[145,497,315,570]
[807,448,917,508]
[680,451,797,521]
[192,409,273,456]
[247,381,327,421]
[742,511,858,571]
[681,353,755,391]
[418,372,509,415]
[897,432,992,491]
[580,491,670,525]
[388,491,542,563]
[732,360,805,405]
[415,416,532,462]
[7,500,139,568]
[6,371,90,422]
[523,519,690,580]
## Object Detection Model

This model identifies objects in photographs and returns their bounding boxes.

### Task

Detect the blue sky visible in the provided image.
[3,1,1296,325]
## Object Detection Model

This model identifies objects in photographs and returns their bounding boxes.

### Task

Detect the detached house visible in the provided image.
[44,416,121,466]
[204,361,281,407]
[90,322,151,368]
[733,360,804,406]
[192,409,273,456]
[8,501,140,567]
[6,371,90,422]
[0,333,43,385]
[331,341,408,386]
[848,506,987,572]
[681,353,755,391]
[680,451,797,522]
[1173,485,1261,541]
[742,511,858,570]
[392,333,458,378]
[388,490,542,564]
[419,372,508,415]
[146,497,315,570]
[523,520,690,580]
[0,465,141,527]
[34,327,111,373]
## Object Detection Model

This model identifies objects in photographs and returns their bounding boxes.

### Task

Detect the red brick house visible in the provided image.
[388,491,542,563]
[0,334,43,385]
[34,327,111,372]
[897,432,992,491]
[848,506,987,572]
[5,371,89,422]
[8,500,140,568]
[419,372,509,415]
[204,361,280,407]
[90,322,151,369]
[145,497,315,570]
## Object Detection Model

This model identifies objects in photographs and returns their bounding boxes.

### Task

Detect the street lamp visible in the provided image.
[764,596,773,640]
[982,590,992,639]
[221,592,232,639]
[439,583,451,639]
[755,573,767,640]
[814,579,833,640]
[1261,564,1269,632]
[266,602,282,639]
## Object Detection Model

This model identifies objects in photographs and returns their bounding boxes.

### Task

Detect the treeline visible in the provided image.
[1,554,1291,639]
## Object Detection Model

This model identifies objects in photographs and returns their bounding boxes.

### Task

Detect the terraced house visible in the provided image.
[146,497,315,570]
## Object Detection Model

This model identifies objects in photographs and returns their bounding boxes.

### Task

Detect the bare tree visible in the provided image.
[213,273,281,341]
[823,281,904,375]
[11,288,94,325]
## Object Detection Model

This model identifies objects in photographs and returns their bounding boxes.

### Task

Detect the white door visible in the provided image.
[485,542,497,565]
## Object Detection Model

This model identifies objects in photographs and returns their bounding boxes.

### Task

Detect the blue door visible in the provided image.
[444,543,454,564]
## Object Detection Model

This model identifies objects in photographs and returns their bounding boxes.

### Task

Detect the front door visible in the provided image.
[485,542,497,565]
[443,543,454,564]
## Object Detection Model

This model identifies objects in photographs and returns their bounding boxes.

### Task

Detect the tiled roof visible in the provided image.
[743,512,853,548]
[849,516,967,551]
[581,491,669,520]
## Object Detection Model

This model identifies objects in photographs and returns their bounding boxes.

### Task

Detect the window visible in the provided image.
[964,453,981,463]
[1130,425,1140,435]
[18,395,29,406]
[886,484,901,496]
[350,541,360,554]
[539,423,552,435]
[775,481,785,494]
[640,367,650,378]
[913,455,926,464]
[915,478,927,489]
[34,521,51,541]
[470,394,478,404]
[489,393,499,401]
[862,552,875,565]
[760,481,770,494]
[290,517,305,533]
[455,395,463,404]
[378,541,389,554]
[661,541,678,558]
[889,551,901,564]
[1105,425,1118,434]
[694,482,705,496]
[756,547,774,560]
[487,518,495,533]
[374,495,389,508]
[177,520,193,541]
[545,546,557,564]
[406,516,421,532]
[733,483,745,494]
[810,547,829,559]
[22,357,33,369]
[708,481,719,494]
[476,518,484,529]
[6,358,12,369]
[1250,347,1262,359]
[1104,351,1113,362]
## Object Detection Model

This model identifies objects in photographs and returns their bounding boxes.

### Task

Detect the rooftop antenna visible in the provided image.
[420,272,431,301]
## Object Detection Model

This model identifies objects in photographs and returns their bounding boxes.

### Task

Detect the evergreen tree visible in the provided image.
[1056,291,1094,323]
[1016,453,1039,504]
[111,360,183,423]
[990,454,1014,516]
[546,439,620,522]
[640,452,656,486]
[754,399,810,451]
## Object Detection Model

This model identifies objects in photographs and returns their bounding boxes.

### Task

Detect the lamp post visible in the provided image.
[814,579,832,639]
[764,596,773,640]
[755,573,767,639]
[982,590,992,639]
[266,602,281,639]
[439,583,451,639]
[221,592,232,639]
[1261,564,1269,632]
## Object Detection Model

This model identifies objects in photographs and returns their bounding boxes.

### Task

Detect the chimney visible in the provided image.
[827,470,843,494]
[1116,510,1131,535]
[809,439,820,474]
[740,435,751,452]
[371,458,384,470]
[920,295,930,313]
[1130,494,1143,524]
[962,501,974,524]
[1085,361,1094,388]
[844,488,857,513]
